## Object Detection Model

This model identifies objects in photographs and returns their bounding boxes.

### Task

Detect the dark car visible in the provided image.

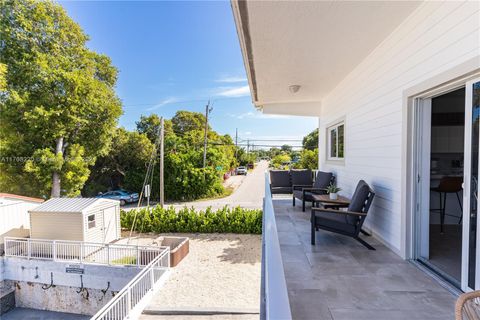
[96,190,139,206]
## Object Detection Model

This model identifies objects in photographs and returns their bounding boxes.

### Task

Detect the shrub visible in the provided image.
[121,206,262,234]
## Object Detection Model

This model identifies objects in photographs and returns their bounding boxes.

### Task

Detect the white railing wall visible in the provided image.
[91,248,170,320]
[261,172,292,320]
[4,237,168,267]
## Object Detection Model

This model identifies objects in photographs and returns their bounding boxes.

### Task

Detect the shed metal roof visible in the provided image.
[29,198,118,213]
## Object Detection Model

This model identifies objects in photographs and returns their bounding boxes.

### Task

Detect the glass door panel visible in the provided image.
[463,79,480,291]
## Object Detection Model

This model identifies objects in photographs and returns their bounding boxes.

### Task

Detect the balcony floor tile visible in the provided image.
[273,198,456,320]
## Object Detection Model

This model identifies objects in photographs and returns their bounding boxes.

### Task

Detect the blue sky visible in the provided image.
[60,1,317,148]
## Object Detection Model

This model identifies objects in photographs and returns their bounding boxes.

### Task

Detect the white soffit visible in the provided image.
[262,101,321,117]
[232,0,422,108]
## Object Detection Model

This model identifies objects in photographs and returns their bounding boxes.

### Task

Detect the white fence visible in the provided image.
[91,248,170,320]
[4,237,168,267]
[261,172,292,320]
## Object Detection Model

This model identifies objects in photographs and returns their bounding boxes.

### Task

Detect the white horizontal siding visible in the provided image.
[30,212,84,241]
[0,202,38,244]
[84,203,120,243]
[84,209,105,243]
[319,1,480,252]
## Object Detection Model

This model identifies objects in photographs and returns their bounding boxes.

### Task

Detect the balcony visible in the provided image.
[262,175,457,320]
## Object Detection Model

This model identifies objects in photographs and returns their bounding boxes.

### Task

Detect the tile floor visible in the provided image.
[273,198,457,320]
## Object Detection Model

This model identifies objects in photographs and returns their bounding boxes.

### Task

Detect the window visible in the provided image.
[87,214,96,229]
[327,122,345,160]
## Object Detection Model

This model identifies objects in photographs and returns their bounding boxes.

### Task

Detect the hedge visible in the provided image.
[121,206,262,234]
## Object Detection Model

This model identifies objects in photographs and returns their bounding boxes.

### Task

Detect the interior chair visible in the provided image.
[430,176,463,233]
[293,171,334,212]
[311,180,375,249]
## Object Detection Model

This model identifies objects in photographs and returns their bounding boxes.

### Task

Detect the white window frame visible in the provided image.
[326,120,345,162]
[87,214,96,229]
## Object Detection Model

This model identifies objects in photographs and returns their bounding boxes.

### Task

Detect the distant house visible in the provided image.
[0,193,44,252]
[29,198,121,243]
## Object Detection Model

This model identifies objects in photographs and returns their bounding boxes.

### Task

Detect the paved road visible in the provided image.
[169,160,268,210]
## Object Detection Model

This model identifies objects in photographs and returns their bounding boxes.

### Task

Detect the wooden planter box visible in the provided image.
[156,236,189,267]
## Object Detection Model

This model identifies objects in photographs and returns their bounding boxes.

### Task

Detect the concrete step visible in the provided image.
[141,307,259,319]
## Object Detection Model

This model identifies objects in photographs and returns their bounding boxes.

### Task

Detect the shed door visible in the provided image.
[103,206,117,243]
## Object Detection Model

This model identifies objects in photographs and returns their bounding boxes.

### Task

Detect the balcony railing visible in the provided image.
[91,248,170,320]
[261,172,292,320]
[4,236,168,267]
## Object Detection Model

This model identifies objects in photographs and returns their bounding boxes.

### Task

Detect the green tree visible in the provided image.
[296,149,319,170]
[281,144,293,153]
[0,0,122,197]
[271,154,291,169]
[302,129,319,150]
[268,147,281,158]
[171,111,206,135]
[136,114,174,143]
[84,128,154,196]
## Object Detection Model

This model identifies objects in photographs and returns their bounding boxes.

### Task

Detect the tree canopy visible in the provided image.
[302,129,319,150]
[0,0,122,197]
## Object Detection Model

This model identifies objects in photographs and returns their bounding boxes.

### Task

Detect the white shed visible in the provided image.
[29,198,120,243]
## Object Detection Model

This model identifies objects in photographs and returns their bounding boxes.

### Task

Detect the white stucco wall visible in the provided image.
[318,1,480,254]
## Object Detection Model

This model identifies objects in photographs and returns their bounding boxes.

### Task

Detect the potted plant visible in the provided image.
[326,183,341,200]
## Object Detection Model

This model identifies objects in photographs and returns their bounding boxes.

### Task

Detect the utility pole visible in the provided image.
[203,100,212,168]
[247,139,250,154]
[235,128,238,160]
[159,117,165,208]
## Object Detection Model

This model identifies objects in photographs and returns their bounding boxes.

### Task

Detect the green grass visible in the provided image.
[111,256,136,265]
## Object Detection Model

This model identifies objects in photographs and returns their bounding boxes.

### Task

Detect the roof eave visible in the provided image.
[231,0,259,106]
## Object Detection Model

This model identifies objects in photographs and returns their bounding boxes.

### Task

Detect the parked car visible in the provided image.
[236,166,248,175]
[96,190,139,206]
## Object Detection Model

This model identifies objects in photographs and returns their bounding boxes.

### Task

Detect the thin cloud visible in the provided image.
[216,85,251,98]
[147,97,179,111]
[215,76,247,83]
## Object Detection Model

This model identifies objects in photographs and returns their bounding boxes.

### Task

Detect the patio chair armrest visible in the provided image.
[312,207,367,217]
[302,187,327,193]
[293,184,313,191]
[455,290,480,319]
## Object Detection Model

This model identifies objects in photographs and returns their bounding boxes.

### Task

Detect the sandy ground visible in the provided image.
[120,232,261,317]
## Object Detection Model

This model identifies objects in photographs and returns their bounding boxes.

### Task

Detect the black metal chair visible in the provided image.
[293,171,334,212]
[291,169,313,207]
[311,180,375,250]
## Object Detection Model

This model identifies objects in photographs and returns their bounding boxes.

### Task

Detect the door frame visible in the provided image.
[409,77,480,292]
[463,77,480,291]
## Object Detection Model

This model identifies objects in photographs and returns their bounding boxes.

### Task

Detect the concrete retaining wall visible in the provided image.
[5,280,115,315]
[3,257,140,291]
[2,257,143,315]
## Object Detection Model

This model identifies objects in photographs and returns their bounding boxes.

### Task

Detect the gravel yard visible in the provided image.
[120,232,261,318]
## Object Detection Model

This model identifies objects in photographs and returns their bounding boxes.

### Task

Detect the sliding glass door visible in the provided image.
[462,78,480,291]
[414,78,480,292]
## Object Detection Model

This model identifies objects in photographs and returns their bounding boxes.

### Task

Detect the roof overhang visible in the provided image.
[231,0,422,116]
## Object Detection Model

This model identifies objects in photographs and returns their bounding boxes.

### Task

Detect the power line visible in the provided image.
[239,139,302,142]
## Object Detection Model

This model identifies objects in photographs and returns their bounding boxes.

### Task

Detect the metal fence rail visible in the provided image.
[91,248,170,320]
[4,237,168,267]
[261,172,292,320]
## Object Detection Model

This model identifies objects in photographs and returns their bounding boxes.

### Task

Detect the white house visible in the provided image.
[0,193,44,251]
[232,0,480,293]
[29,198,121,243]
